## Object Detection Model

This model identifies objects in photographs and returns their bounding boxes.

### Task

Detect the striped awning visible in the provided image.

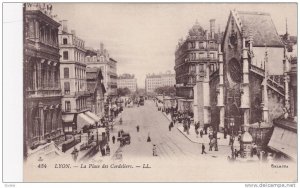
[268,126,297,160]
[85,111,100,122]
[77,113,96,131]
[62,114,74,123]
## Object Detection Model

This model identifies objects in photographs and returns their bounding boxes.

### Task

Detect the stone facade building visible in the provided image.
[117,74,137,92]
[174,19,222,122]
[85,44,118,97]
[24,3,63,157]
[58,22,95,134]
[145,71,175,94]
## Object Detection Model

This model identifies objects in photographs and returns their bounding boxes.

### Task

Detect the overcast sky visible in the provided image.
[53,3,297,88]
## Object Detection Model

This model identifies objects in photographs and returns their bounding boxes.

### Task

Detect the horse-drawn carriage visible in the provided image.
[117,132,131,147]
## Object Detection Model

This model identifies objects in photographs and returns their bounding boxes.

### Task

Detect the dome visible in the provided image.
[241,131,253,143]
[188,20,205,37]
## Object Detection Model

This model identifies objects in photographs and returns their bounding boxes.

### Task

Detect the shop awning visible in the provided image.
[77,113,96,131]
[268,126,297,160]
[85,111,100,122]
[62,114,74,123]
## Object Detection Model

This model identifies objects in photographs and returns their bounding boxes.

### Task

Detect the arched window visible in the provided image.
[228,58,242,83]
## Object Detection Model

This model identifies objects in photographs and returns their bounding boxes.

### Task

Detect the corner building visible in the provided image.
[24,3,63,158]
[174,19,222,124]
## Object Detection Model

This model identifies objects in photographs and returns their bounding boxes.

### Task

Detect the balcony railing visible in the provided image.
[62,107,89,113]
[26,88,62,98]
[63,91,91,97]
[186,57,218,63]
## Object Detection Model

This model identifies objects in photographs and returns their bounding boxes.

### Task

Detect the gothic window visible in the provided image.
[228,58,242,83]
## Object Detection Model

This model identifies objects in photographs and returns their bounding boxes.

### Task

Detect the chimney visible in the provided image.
[61,20,68,32]
[210,19,216,39]
[71,30,76,35]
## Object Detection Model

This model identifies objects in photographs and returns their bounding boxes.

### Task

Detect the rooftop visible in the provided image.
[233,10,284,47]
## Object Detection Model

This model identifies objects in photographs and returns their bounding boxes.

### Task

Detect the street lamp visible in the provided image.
[229,117,235,159]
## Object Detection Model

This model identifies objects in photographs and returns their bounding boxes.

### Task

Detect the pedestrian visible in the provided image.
[234,149,238,158]
[169,122,173,131]
[112,136,116,144]
[153,144,157,156]
[200,129,203,138]
[147,133,151,142]
[101,147,105,156]
[209,142,213,151]
[106,145,110,155]
[201,144,206,154]
[118,131,121,138]
[136,125,140,132]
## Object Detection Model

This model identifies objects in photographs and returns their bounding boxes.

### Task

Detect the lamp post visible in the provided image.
[229,117,235,159]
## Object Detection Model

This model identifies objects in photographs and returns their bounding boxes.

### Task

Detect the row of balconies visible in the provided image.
[26,88,62,97]
[62,107,89,113]
[63,90,90,97]
[185,57,218,63]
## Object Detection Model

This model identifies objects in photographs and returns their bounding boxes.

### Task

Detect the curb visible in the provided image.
[176,126,240,147]
[160,111,172,122]
[176,126,204,145]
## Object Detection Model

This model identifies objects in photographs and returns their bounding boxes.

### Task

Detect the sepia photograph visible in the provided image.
[21,2,297,182]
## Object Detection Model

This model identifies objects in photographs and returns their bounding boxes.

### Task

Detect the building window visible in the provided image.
[64,82,70,95]
[63,51,69,60]
[63,38,68,45]
[199,64,204,72]
[65,101,71,112]
[64,67,69,78]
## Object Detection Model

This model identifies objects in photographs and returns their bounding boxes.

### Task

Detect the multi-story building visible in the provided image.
[58,22,96,135]
[174,19,222,121]
[85,44,118,98]
[24,3,63,158]
[117,74,137,92]
[145,71,176,94]
[86,67,106,118]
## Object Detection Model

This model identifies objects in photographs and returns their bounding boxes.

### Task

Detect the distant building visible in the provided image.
[59,21,97,135]
[24,3,63,158]
[145,71,175,93]
[86,67,106,118]
[85,43,118,97]
[117,74,137,92]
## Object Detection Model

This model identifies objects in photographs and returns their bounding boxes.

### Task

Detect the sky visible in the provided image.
[52,3,297,88]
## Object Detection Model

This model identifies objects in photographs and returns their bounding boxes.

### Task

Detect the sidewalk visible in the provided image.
[177,124,240,147]
[157,106,239,147]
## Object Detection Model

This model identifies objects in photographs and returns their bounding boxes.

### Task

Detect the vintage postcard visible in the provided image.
[23,3,297,182]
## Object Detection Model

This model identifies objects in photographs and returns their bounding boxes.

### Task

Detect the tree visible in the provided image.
[117,87,131,96]
[154,86,176,96]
